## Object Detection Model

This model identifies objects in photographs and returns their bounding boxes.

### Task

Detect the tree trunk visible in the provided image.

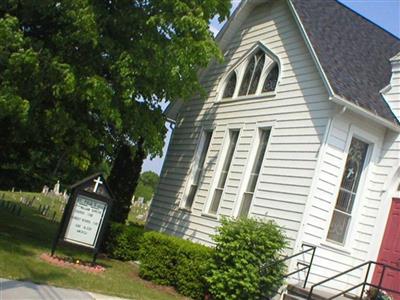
[108,139,145,224]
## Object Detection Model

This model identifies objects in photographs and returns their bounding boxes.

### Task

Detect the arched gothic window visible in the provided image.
[262,64,279,93]
[222,72,237,99]
[220,45,280,100]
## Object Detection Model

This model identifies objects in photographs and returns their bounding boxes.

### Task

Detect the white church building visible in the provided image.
[147,0,400,296]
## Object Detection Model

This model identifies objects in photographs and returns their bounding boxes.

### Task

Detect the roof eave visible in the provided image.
[330,95,400,133]
[287,0,400,133]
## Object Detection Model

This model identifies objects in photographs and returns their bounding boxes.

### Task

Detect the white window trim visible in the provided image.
[322,124,381,252]
[202,124,243,218]
[232,121,275,218]
[215,41,282,103]
[180,126,214,211]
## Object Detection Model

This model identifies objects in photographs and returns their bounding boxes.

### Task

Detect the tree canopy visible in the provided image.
[0,0,231,190]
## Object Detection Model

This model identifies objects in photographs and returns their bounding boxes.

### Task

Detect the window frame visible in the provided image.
[239,128,271,217]
[180,127,214,211]
[327,137,369,244]
[203,125,242,217]
[217,42,282,103]
[324,125,378,250]
[232,122,275,218]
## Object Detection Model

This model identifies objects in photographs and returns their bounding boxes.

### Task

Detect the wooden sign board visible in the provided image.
[51,173,114,263]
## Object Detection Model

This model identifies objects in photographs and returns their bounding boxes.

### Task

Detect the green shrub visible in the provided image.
[105,222,144,261]
[138,231,214,299]
[206,217,287,300]
[138,231,180,286]
[175,241,214,300]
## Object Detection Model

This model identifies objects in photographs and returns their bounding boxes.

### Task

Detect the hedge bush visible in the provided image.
[138,231,179,285]
[138,231,213,299]
[175,241,214,300]
[206,217,287,300]
[105,222,144,261]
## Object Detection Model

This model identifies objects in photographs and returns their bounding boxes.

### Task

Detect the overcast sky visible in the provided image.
[142,0,400,175]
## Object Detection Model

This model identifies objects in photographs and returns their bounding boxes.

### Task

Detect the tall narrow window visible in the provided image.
[209,130,239,214]
[327,137,369,244]
[238,129,270,217]
[184,131,212,210]
[262,64,279,93]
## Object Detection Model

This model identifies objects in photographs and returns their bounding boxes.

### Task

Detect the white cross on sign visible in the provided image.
[93,176,103,193]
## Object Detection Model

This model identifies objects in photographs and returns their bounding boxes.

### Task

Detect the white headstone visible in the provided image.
[54,180,60,195]
[42,185,49,194]
[138,197,144,205]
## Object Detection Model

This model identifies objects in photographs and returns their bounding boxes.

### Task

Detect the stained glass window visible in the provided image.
[327,137,369,244]
[222,72,237,98]
[262,64,279,93]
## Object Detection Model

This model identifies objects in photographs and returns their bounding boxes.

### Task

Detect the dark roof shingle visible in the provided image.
[291,0,400,124]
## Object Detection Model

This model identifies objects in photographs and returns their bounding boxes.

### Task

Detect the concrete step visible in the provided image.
[285,284,357,300]
[286,284,327,300]
[283,292,305,300]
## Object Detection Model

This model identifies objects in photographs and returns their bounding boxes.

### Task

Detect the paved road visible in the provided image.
[0,278,127,300]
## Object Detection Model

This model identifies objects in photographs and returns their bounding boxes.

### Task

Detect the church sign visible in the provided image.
[64,193,108,248]
[51,173,114,263]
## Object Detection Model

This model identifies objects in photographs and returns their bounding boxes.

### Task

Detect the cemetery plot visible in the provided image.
[129,196,152,224]
[0,191,65,222]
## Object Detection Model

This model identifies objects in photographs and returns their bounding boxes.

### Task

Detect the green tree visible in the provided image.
[140,171,159,190]
[0,0,231,215]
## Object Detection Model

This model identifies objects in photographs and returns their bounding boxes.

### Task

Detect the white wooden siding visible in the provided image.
[147,0,333,250]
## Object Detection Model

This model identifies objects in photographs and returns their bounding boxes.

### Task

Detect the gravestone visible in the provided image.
[53,180,61,196]
[42,185,49,195]
[51,173,114,264]
[138,197,144,205]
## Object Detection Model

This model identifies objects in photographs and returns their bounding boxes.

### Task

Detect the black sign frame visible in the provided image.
[51,175,113,265]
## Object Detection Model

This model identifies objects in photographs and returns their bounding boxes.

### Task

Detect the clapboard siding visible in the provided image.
[148,0,333,254]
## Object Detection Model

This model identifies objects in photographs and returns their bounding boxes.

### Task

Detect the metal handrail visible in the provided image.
[307,261,400,300]
[261,243,317,288]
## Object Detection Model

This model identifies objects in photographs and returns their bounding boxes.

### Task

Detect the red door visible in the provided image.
[372,198,400,299]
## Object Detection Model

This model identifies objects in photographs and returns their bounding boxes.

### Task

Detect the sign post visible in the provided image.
[51,173,114,264]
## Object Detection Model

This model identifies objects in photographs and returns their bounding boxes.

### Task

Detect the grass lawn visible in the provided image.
[0,192,186,300]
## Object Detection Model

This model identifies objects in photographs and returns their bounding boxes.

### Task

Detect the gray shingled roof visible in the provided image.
[291,0,400,125]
